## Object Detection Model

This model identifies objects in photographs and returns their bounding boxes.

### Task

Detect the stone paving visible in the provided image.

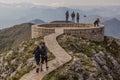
[20,28,72,80]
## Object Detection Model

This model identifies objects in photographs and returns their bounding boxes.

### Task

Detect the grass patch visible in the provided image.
[8,66,35,80]
[42,55,73,80]
[79,57,95,67]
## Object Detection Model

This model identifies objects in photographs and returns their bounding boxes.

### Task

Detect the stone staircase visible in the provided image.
[20,28,72,80]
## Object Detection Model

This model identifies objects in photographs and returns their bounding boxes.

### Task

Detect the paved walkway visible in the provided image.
[20,28,72,80]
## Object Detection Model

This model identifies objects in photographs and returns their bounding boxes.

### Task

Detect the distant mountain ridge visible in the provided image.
[0,18,44,53]
[29,19,45,24]
[103,18,120,38]
[0,4,120,28]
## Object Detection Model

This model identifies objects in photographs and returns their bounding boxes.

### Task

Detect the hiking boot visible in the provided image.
[36,68,39,73]
[41,68,43,72]
[46,66,49,69]
[46,66,49,70]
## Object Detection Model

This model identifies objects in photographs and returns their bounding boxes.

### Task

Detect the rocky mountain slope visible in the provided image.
[0,23,33,53]
[43,35,120,80]
[0,37,54,80]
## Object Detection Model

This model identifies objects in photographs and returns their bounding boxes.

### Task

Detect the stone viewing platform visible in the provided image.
[21,21,104,80]
[32,21,104,42]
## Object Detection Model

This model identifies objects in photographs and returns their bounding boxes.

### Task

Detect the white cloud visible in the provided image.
[0,0,119,6]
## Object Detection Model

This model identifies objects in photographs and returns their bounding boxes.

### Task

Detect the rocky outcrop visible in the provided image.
[32,23,104,42]
[58,51,120,80]
[57,35,120,80]
[0,37,50,80]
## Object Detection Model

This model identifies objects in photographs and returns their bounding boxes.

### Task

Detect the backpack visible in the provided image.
[77,13,80,18]
[33,47,41,56]
[41,46,47,56]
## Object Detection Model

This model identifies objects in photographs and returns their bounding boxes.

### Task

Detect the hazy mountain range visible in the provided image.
[0,3,120,28]
[29,19,45,24]
[103,18,120,38]
[0,3,119,38]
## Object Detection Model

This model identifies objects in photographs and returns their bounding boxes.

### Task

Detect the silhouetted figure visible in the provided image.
[71,11,75,22]
[76,12,80,23]
[40,42,48,71]
[33,46,41,73]
[84,15,87,17]
[94,18,100,27]
[65,11,69,22]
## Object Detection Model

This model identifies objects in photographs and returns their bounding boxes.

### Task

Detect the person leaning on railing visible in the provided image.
[94,18,100,27]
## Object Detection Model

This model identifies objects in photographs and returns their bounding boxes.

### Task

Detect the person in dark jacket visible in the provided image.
[71,11,75,22]
[65,10,69,22]
[76,12,80,23]
[40,42,48,71]
[94,18,100,27]
[33,46,41,73]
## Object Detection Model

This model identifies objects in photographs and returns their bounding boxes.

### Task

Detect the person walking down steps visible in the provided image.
[65,10,69,22]
[71,11,75,22]
[33,46,41,73]
[40,42,49,71]
[76,12,80,23]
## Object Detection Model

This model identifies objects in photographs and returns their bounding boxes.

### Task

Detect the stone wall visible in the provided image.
[31,25,55,38]
[39,23,93,28]
[32,23,104,42]
[64,26,104,42]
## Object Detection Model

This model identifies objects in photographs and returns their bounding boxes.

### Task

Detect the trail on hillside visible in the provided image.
[20,28,72,80]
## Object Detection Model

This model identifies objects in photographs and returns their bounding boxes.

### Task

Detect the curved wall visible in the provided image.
[64,26,104,42]
[32,24,104,42]
[32,25,55,38]
[39,23,93,28]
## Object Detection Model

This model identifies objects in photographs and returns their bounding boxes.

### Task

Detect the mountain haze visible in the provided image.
[0,3,120,28]
[29,19,45,24]
[103,18,120,38]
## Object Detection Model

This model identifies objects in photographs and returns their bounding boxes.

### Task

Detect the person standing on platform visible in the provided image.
[71,11,75,22]
[94,18,100,27]
[76,12,80,23]
[65,10,69,22]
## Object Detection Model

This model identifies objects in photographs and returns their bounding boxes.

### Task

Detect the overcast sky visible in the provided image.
[0,0,120,6]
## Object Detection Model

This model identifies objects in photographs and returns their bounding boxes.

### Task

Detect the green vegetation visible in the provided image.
[43,70,57,80]
[43,34,120,80]
[57,34,103,57]
[3,38,37,80]
[43,62,79,80]
[43,71,76,80]
[43,35,99,80]
[0,23,33,54]
[8,66,35,80]
[0,36,54,80]
[43,56,73,80]
[93,36,120,63]
[79,57,95,67]
[0,36,14,52]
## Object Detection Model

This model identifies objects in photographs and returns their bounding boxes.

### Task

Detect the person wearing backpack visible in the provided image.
[33,45,41,73]
[94,18,100,27]
[76,12,80,23]
[65,10,69,22]
[40,42,48,71]
[71,11,75,22]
